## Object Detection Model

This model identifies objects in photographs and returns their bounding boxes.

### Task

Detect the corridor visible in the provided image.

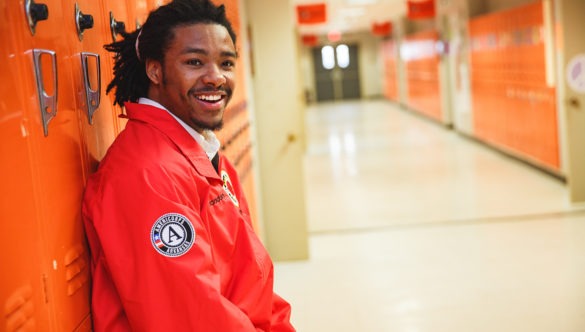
[274,99,585,332]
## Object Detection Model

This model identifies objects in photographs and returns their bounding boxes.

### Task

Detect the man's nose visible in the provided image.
[202,64,226,87]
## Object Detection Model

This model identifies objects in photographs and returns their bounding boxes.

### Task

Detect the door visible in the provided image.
[0,1,52,330]
[312,43,361,101]
[24,0,92,329]
[76,0,120,173]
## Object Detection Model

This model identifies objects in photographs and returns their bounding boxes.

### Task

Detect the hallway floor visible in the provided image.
[273,99,585,332]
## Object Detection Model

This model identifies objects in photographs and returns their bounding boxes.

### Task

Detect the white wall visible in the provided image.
[555,0,585,203]
[245,0,309,260]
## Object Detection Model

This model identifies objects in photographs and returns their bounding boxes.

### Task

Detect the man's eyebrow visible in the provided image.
[181,47,207,55]
[181,47,238,58]
[223,50,239,58]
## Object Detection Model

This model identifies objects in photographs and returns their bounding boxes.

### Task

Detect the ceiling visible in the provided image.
[292,0,407,35]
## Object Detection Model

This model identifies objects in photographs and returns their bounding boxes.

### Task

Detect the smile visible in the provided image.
[195,94,224,103]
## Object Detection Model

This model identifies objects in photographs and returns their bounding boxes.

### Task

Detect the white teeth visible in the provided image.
[197,94,222,102]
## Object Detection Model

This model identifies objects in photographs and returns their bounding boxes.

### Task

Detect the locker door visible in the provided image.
[0,1,52,330]
[100,0,130,133]
[149,0,167,10]
[20,0,91,330]
[128,0,150,30]
[75,0,119,173]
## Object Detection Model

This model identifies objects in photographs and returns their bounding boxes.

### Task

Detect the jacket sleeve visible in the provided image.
[84,166,258,331]
[271,293,296,331]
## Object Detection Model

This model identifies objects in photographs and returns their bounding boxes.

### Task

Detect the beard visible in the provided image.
[192,117,224,131]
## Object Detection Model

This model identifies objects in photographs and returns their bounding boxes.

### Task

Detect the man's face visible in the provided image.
[148,23,237,133]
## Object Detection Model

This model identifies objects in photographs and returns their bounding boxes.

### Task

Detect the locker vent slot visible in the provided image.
[4,285,36,331]
[64,245,89,296]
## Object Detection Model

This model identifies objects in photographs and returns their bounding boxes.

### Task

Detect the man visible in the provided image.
[82,0,295,330]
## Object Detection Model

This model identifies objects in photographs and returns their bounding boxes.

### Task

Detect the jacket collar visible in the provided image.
[124,102,220,180]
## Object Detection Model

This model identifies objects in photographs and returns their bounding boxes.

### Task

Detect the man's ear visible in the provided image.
[145,59,162,85]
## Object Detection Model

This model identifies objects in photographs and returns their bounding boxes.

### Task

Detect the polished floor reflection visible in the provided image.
[274,100,585,332]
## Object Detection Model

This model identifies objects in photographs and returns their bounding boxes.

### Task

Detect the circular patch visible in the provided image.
[221,170,239,207]
[150,213,195,257]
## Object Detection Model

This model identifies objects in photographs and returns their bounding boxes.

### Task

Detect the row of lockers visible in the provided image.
[381,0,559,171]
[469,0,559,170]
[0,0,256,330]
[381,40,398,101]
[403,30,443,122]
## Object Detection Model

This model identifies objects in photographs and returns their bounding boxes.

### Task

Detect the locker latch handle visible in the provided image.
[75,3,94,41]
[81,53,101,124]
[32,49,58,137]
[25,0,49,35]
[109,12,126,42]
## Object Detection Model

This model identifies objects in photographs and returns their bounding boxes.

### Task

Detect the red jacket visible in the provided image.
[82,102,294,331]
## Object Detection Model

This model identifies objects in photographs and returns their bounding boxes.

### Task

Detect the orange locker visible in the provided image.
[75,0,120,173]
[469,0,559,170]
[126,0,149,30]
[381,40,398,101]
[99,0,131,133]
[403,30,442,122]
[213,0,259,230]
[0,0,92,330]
[1,1,260,330]
[22,0,91,330]
[0,1,53,329]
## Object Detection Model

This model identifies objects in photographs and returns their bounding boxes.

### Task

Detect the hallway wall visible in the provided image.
[245,0,309,261]
[293,0,584,202]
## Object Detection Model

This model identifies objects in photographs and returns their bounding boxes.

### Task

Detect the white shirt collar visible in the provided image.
[138,98,220,160]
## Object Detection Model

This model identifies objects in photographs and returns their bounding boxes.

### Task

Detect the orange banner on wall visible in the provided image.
[372,21,392,36]
[407,0,435,20]
[296,3,327,24]
[301,34,319,46]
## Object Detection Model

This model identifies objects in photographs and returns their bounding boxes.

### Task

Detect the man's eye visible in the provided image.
[186,59,202,66]
[222,60,235,68]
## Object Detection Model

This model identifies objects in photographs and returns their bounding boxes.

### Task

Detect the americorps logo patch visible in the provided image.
[150,213,195,257]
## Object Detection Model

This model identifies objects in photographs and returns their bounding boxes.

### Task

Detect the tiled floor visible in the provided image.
[273,100,585,332]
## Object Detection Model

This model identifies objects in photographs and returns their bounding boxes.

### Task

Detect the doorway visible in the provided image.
[312,44,361,101]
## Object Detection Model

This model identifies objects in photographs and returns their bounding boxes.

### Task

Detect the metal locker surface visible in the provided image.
[99,0,131,133]
[149,0,166,10]
[75,0,118,174]
[0,1,52,330]
[19,0,92,330]
[128,0,150,30]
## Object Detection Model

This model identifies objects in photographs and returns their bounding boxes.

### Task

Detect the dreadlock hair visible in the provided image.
[104,0,237,106]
